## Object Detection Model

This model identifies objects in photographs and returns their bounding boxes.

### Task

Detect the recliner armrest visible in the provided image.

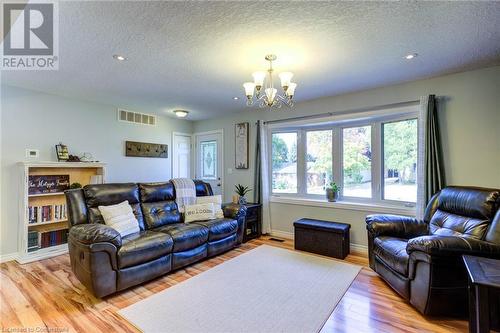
[222,203,247,244]
[366,214,428,238]
[69,223,122,248]
[407,235,500,257]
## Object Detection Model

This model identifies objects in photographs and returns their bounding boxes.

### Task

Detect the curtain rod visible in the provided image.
[259,99,420,125]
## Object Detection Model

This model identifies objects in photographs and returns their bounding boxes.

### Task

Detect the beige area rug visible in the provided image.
[118,245,361,333]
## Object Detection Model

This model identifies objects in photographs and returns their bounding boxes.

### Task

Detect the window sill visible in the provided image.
[270,196,416,216]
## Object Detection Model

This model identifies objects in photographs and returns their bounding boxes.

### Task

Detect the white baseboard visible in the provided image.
[0,252,18,263]
[269,230,294,239]
[270,229,368,255]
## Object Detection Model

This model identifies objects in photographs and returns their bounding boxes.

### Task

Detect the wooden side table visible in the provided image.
[223,202,262,243]
[462,255,500,333]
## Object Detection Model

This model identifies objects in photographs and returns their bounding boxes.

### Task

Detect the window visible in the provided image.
[306,130,333,194]
[271,132,297,193]
[342,126,372,198]
[382,119,418,202]
[269,107,419,207]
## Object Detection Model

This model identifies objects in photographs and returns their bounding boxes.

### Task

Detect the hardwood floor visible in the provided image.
[1,237,468,333]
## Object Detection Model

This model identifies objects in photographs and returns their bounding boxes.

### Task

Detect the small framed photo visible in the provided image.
[55,143,69,161]
[235,122,249,169]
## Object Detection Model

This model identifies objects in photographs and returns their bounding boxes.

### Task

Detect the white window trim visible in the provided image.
[268,105,420,210]
[270,195,416,216]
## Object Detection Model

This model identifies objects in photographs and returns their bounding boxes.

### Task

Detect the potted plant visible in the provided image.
[325,182,340,202]
[235,184,252,205]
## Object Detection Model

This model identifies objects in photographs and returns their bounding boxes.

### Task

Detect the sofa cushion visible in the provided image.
[141,201,181,229]
[118,231,173,269]
[184,203,218,223]
[193,218,238,241]
[84,183,145,230]
[98,201,140,238]
[373,236,409,276]
[155,223,209,252]
[429,209,489,240]
[139,182,175,203]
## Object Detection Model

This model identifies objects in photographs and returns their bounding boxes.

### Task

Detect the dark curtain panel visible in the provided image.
[253,120,262,203]
[425,95,445,202]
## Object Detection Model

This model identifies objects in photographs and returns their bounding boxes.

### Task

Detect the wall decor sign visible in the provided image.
[235,122,249,169]
[125,141,168,158]
[28,175,70,195]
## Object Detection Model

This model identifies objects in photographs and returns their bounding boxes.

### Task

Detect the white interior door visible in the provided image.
[195,131,223,196]
[172,133,192,178]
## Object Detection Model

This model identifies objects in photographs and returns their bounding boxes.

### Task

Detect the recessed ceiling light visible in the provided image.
[113,54,127,61]
[405,53,418,60]
[173,110,189,118]
[233,97,239,100]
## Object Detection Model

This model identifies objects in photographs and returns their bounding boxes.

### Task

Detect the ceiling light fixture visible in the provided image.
[233,97,239,100]
[405,53,418,60]
[113,54,127,61]
[173,110,189,118]
[243,54,297,109]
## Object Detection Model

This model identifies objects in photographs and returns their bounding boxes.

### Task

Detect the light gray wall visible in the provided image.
[193,66,500,247]
[0,85,193,256]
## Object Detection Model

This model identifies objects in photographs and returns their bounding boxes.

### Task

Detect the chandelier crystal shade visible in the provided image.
[243,54,297,109]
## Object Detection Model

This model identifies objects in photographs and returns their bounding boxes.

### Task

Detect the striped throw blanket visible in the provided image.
[171,178,196,213]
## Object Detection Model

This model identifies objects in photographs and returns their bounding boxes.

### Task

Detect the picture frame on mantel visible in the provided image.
[235,122,249,169]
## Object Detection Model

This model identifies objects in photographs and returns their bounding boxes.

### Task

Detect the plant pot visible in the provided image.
[238,196,247,205]
[326,189,338,202]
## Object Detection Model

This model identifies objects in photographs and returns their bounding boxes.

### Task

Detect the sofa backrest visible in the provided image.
[428,186,499,240]
[84,183,146,230]
[66,180,214,229]
[139,182,180,229]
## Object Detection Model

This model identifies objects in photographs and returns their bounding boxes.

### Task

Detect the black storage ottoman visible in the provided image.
[293,218,350,259]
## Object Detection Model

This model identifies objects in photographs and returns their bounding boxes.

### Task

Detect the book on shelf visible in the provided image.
[28,204,67,224]
[27,231,40,252]
[39,229,68,248]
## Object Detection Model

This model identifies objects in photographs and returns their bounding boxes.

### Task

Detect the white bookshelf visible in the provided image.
[17,162,106,264]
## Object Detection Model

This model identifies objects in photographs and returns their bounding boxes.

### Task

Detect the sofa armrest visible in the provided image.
[366,214,428,238]
[407,235,500,258]
[222,203,247,244]
[69,223,122,248]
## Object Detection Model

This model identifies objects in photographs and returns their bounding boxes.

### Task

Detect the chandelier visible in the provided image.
[243,54,297,109]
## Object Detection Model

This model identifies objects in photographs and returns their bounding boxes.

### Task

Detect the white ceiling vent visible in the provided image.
[118,109,156,126]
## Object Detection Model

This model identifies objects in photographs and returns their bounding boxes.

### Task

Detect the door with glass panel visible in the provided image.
[195,132,223,196]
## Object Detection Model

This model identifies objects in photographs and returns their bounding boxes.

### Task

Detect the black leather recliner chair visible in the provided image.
[366,186,500,316]
[65,180,246,298]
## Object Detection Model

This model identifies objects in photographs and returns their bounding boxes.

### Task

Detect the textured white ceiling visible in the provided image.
[2,1,500,120]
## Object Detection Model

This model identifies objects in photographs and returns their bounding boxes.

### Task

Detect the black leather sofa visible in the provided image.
[366,186,500,316]
[65,180,246,298]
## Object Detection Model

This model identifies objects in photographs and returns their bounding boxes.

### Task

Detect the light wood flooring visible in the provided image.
[1,236,468,332]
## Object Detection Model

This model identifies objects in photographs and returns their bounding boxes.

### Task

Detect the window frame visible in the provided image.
[268,109,419,208]
[270,130,300,194]
[380,116,419,205]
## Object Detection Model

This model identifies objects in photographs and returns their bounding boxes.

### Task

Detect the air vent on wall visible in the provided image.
[118,109,156,126]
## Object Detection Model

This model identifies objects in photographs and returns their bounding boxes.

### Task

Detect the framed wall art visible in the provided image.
[55,143,69,161]
[235,122,249,169]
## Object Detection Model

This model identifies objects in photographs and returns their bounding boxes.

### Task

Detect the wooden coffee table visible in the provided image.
[462,255,500,333]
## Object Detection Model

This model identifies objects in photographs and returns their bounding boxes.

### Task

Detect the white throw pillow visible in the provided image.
[98,200,140,238]
[196,195,224,218]
[184,203,217,223]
